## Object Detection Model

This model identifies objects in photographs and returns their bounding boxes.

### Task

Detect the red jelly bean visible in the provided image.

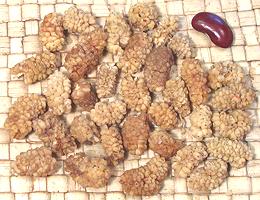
[192,12,233,48]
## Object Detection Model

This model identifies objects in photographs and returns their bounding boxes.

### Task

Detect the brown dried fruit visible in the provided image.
[148,130,184,159]
[148,102,178,130]
[144,46,174,92]
[71,79,97,111]
[181,58,210,107]
[168,35,193,59]
[70,114,100,144]
[162,78,191,117]
[212,110,252,140]
[100,125,125,166]
[122,113,150,156]
[39,13,65,52]
[4,94,46,140]
[11,147,58,176]
[117,32,152,75]
[65,153,111,188]
[120,156,168,196]
[172,142,208,178]
[187,159,228,193]
[206,137,252,168]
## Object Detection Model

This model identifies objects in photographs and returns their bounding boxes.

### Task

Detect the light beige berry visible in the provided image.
[168,35,193,59]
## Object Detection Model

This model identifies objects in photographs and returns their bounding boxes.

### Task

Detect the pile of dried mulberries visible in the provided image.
[5,2,256,196]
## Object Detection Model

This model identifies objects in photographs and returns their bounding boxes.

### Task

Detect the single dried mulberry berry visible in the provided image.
[70,114,100,144]
[122,113,150,156]
[4,94,46,140]
[187,159,228,193]
[71,79,97,111]
[206,137,252,168]
[148,130,184,159]
[100,125,125,166]
[43,71,72,115]
[10,51,60,84]
[168,35,193,59]
[144,46,174,92]
[65,153,111,188]
[172,142,208,178]
[39,13,65,52]
[162,78,191,117]
[212,110,252,140]
[11,147,58,176]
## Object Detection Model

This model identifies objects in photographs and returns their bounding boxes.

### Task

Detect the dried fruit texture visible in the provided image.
[65,153,111,188]
[64,28,107,81]
[4,94,46,140]
[90,100,127,126]
[117,32,152,75]
[11,147,58,176]
[63,6,97,34]
[186,105,213,141]
[100,126,125,166]
[70,114,100,144]
[144,46,174,92]
[96,63,118,99]
[71,79,97,111]
[187,159,228,193]
[148,130,184,159]
[168,35,193,59]
[209,83,256,111]
[105,12,131,58]
[212,110,252,140]
[120,156,168,196]
[172,142,208,178]
[148,102,178,130]
[208,62,245,90]
[120,75,151,112]
[39,13,65,52]
[152,16,178,47]
[162,78,191,117]
[206,137,252,168]
[11,51,60,84]
[122,113,150,155]
[181,58,210,107]
[43,71,72,115]
[33,111,77,156]
[128,2,159,31]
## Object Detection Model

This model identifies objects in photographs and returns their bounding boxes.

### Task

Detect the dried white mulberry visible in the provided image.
[168,35,193,59]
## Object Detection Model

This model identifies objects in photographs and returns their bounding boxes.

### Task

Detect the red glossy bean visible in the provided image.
[192,12,233,48]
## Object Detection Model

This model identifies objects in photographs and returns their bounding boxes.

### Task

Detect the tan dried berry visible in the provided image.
[144,46,174,92]
[70,114,100,144]
[96,63,118,99]
[71,79,97,111]
[206,137,252,168]
[100,125,125,166]
[90,100,127,126]
[148,102,178,130]
[187,159,228,193]
[10,51,60,84]
[120,156,168,196]
[65,153,111,188]
[11,147,58,176]
[212,110,252,140]
[4,94,46,140]
[162,78,191,117]
[148,130,184,159]
[172,142,208,178]
[120,75,151,112]
[152,16,178,47]
[168,35,193,59]
[39,13,65,52]
[181,58,210,107]
[64,28,107,82]
[63,6,97,34]
[117,32,152,75]
[43,71,72,115]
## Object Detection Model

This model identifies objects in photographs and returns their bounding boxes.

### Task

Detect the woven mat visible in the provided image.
[0,0,260,200]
